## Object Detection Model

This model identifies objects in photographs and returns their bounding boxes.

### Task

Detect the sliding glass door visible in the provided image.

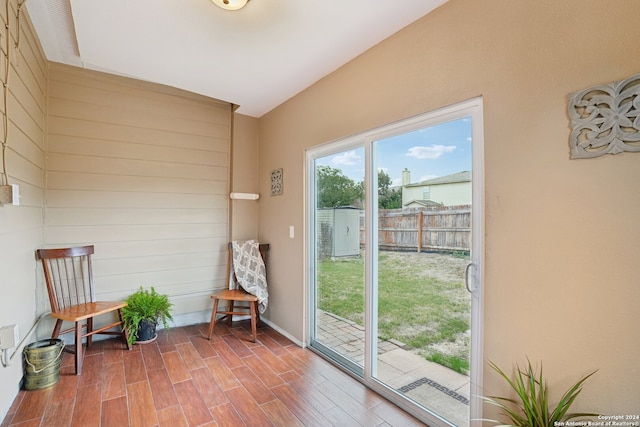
[308,99,483,426]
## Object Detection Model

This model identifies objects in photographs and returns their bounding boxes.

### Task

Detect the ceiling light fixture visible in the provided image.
[211,0,249,11]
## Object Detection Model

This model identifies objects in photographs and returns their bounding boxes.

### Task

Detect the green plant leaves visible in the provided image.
[483,359,598,427]
[121,286,174,346]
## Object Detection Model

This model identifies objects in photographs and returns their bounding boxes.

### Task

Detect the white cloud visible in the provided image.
[406,145,456,159]
[331,150,360,165]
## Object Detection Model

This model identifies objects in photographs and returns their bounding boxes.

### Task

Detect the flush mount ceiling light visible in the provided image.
[211,0,249,11]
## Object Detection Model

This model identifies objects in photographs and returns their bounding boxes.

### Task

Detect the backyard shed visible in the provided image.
[316,207,361,257]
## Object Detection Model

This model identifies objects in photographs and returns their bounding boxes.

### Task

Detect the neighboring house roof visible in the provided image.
[403,199,444,208]
[404,171,471,188]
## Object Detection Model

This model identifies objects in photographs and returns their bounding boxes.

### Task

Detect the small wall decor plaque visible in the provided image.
[270,168,283,196]
[568,72,640,159]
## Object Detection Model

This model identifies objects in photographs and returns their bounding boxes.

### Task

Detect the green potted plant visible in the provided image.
[121,286,173,345]
[482,359,598,427]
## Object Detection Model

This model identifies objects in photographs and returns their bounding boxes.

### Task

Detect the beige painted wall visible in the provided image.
[0,0,46,418]
[258,0,640,416]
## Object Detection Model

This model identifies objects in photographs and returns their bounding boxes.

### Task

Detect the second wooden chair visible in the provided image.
[207,242,269,343]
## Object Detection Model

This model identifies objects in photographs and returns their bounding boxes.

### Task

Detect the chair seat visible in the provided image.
[210,289,258,303]
[52,301,128,322]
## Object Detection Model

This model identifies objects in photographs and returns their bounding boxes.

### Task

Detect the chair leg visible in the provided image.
[227,301,234,326]
[207,298,220,340]
[249,301,257,343]
[75,321,83,375]
[51,319,63,339]
[86,318,93,348]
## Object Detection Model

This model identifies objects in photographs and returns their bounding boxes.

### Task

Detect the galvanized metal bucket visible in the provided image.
[23,339,65,390]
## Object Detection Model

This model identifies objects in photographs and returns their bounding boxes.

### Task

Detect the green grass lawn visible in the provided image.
[317,251,471,374]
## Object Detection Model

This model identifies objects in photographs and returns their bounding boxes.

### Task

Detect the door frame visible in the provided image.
[305,97,484,426]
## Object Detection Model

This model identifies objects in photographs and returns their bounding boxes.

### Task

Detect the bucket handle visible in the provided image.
[24,342,65,374]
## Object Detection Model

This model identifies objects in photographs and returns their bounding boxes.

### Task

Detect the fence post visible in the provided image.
[417,211,423,253]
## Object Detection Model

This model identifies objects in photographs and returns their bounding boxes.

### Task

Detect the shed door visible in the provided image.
[334,210,360,257]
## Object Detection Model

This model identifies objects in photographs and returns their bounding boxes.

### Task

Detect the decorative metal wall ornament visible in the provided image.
[568,72,640,159]
[270,168,283,196]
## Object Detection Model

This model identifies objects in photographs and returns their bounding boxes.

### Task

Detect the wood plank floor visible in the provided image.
[2,321,427,427]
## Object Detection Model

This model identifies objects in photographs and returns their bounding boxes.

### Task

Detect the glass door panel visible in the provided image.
[371,118,472,427]
[310,147,366,375]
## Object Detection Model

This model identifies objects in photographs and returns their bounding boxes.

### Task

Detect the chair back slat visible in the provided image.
[36,246,96,313]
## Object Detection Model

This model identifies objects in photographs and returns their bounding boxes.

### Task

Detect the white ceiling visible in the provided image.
[26,0,448,117]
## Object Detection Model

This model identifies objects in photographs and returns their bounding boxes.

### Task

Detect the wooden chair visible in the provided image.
[207,242,269,343]
[36,245,131,375]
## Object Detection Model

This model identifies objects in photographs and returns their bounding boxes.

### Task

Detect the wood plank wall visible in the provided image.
[0,0,47,417]
[45,63,232,319]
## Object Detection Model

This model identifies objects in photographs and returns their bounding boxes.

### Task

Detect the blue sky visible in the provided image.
[317,117,472,187]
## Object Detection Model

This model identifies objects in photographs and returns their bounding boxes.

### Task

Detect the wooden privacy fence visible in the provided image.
[360,206,471,253]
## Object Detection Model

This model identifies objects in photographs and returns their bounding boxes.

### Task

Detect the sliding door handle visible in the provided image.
[465,262,477,293]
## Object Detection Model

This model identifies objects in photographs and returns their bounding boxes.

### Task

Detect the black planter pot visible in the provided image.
[136,319,157,344]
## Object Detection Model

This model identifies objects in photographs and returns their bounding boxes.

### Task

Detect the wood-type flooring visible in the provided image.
[2,321,426,426]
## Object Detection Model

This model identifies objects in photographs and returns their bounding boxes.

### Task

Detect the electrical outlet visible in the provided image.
[0,184,19,206]
[0,324,18,350]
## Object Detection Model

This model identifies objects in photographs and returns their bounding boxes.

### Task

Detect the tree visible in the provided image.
[316,166,401,209]
[378,170,402,209]
[316,165,363,208]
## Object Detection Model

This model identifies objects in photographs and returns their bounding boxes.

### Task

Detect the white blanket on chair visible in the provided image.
[231,240,268,313]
